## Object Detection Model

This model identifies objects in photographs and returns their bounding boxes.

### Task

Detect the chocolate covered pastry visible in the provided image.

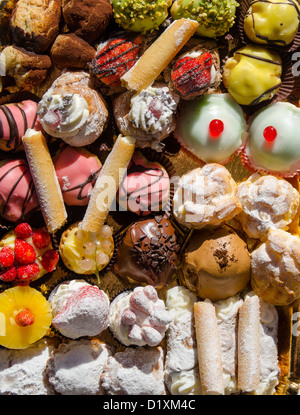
[114,217,180,287]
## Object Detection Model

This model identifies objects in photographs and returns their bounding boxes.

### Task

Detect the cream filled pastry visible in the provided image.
[117,151,170,216]
[243,102,300,177]
[175,93,247,164]
[109,285,172,347]
[173,164,242,229]
[49,280,110,339]
[54,146,102,206]
[236,173,300,239]
[0,100,40,151]
[165,286,201,395]
[244,0,300,47]
[113,82,179,149]
[0,159,39,223]
[38,71,108,147]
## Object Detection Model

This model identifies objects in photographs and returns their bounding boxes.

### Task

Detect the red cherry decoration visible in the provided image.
[209,119,224,139]
[263,126,277,142]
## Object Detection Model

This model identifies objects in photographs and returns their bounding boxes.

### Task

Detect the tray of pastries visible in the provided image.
[0,0,299,396]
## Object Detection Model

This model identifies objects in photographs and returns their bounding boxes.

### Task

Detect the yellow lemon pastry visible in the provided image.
[244,0,300,47]
[223,44,282,105]
[59,222,114,275]
[0,286,52,349]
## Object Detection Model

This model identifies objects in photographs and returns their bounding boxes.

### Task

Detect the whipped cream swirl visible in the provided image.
[128,86,177,133]
[38,93,89,138]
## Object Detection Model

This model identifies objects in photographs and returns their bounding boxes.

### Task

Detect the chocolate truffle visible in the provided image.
[62,0,113,44]
[181,227,251,301]
[50,34,96,69]
[114,217,180,287]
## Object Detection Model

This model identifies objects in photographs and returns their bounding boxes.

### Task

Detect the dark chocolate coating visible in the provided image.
[114,217,180,287]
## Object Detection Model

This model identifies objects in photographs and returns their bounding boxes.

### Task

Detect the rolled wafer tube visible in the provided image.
[121,18,199,93]
[194,300,224,395]
[81,134,136,232]
[22,129,67,233]
[237,294,261,392]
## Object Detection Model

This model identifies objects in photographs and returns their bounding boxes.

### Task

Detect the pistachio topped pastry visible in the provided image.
[223,44,282,105]
[244,0,300,47]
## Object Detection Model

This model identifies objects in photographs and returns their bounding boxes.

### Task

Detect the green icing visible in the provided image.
[171,0,239,38]
[111,0,171,33]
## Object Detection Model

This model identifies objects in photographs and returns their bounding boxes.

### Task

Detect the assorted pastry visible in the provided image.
[0,0,299,397]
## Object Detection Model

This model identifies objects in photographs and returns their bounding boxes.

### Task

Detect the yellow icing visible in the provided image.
[244,0,300,46]
[223,44,282,105]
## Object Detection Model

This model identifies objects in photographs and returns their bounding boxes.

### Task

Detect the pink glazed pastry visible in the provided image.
[0,159,40,222]
[0,100,41,150]
[117,151,170,216]
[54,146,102,206]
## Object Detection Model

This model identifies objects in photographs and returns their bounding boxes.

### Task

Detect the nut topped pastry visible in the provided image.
[236,173,300,239]
[173,164,242,229]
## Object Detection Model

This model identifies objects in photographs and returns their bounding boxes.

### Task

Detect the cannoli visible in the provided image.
[194,300,224,395]
[121,18,199,93]
[81,134,136,232]
[165,286,201,395]
[22,129,67,233]
[237,294,261,392]
[38,71,108,147]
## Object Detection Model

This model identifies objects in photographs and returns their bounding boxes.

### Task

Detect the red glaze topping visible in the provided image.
[263,126,277,142]
[89,35,142,87]
[171,52,213,99]
[209,119,224,139]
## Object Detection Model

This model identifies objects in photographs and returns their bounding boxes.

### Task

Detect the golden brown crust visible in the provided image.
[1,46,52,91]
[10,0,62,53]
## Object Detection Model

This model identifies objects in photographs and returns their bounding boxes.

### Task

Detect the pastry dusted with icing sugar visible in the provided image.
[243,102,300,177]
[49,280,110,339]
[165,286,201,395]
[173,164,242,229]
[0,339,55,395]
[214,295,243,394]
[47,339,112,395]
[251,229,300,305]
[38,71,108,147]
[236,173,300,239]
[113,83,179,149]
[109,285,172,347]
[174,93,246,164]
[101,346,166,395]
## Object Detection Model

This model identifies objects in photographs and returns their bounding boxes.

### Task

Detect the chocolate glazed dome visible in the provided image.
[114,217,180,287]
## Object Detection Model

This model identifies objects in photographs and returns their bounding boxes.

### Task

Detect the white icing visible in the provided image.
[166,286,197,324]
[49,280,88,316]
[167,369,202,395]
[175,93,246,164]
[38,93,89,138]
[109,286,172,347]
[128,85,177,133]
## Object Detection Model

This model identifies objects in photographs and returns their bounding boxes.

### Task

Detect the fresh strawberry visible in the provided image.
[15,309,34,326]
[14,223,33,239]
[32,228,51,249]
[171,52,213,99]
[16,263,40,282]
[0,246,14,268]
[14,238,36,265]
[89,35,142,87]
[0,266,17,282]
[41,249,59,272]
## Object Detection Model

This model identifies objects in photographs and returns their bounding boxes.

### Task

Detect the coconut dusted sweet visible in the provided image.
[62,0,113,44]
